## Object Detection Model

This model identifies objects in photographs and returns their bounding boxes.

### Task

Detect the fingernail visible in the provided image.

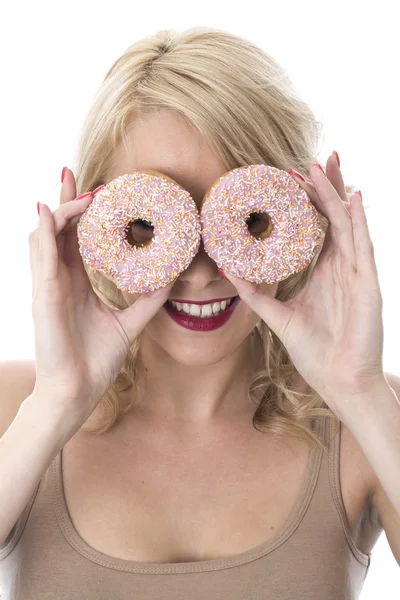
[37,202,41,216]
[287,169,306,182]
[355,190,363,201]
[332,151,340,168]
[61,167,67,183]
[75,191,93,201]
[312,162,326,176]
[93,184,106,194]
[218,268,229,281]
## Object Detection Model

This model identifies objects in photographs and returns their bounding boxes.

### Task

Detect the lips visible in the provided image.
[164,296,240,332]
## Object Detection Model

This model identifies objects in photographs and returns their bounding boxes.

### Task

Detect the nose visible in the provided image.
[177,240,221,290]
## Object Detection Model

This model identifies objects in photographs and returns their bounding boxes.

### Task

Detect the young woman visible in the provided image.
[1,26,399,600]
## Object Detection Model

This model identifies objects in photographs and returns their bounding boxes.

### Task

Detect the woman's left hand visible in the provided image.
[225,153,385,414]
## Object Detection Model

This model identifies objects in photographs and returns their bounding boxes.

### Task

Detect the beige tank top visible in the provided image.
[0,415,382,599]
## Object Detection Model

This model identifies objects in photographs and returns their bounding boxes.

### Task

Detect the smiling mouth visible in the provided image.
[165,296,239,319]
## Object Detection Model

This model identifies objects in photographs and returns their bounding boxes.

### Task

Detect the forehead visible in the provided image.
[106,109,227,204]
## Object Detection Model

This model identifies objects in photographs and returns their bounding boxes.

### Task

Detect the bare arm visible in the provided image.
[0,167,173,547]
[0,392,73,546]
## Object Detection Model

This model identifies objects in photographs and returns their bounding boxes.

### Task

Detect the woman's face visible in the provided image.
[107,109,278,367]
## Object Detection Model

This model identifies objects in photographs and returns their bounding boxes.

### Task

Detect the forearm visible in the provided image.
[0,393,72,545]
[332,379,400,519]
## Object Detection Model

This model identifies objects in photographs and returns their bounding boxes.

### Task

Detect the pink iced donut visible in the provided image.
[200,164,323,284]
[77,171,201,294]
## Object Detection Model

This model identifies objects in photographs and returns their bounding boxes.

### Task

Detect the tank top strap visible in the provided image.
[322,414,370,567]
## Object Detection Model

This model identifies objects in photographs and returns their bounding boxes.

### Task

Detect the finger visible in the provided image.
[309,164,356,267]
[56,232,66,260]
[288,172,329,220]
[53,194,94,272]
[62,220,90,271]
[115,281,175,344]
[60,167,77,205]
[220,272,292,341]
[62,185,106,233]
[325,153,349,208]
[29,228,40,299]
[37,203,59,281]
[350,192,378,278]
[287,172,335,259]
[59,169,94,271]
[54,194,94,236]
[63,212,88,234]
[289,166,349,226]
[54,168,76,267]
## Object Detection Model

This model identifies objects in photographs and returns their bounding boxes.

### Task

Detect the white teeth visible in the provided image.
[189,304,201,317]
[169,298,235,318]
[201,304,213,317]
[212,302,220,314]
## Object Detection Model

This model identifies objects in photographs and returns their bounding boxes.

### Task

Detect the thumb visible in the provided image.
[223,271,292,340]
[115,281,174,343]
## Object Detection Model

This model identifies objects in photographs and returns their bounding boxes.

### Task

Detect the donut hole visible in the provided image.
[125,219,154,247]
[245,212,273,239]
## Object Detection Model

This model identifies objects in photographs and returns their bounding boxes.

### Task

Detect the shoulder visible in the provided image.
[0,359,36,437]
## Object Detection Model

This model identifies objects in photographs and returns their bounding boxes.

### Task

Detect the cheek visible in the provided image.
[239,302,262,330]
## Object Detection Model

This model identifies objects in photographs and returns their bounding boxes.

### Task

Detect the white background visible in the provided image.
[1,0,399,596]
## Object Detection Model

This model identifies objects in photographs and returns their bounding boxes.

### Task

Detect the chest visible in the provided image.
[61,419,373,564]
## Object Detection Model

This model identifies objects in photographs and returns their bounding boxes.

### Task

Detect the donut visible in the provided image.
[200,164,323,285]
[77,170,201,294]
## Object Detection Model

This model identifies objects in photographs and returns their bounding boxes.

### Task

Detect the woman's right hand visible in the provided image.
[29,168,174,432]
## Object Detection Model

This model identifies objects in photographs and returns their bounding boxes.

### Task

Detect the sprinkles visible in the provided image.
[77,171,201,293]
[200,164,323,284]
[77,165,323,294]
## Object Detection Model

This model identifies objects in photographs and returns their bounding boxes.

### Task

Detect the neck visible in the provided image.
[130,330,264,426]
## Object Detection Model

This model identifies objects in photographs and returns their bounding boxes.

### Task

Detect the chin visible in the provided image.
[142,303,260,367]
[146,337,244,368]
[161,346,233,368]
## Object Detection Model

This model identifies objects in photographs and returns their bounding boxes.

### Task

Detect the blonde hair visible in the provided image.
[73,26,357,452]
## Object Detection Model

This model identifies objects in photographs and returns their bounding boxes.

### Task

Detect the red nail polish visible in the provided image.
[288,169,306,182]
[312,162,325,175]
[218,268,229,281]
[355,190,363,201]
[93,184,106,194]
[75,191,93,201]
[332,151,340,168]
[61,167,67,183]
[37,202,41,216]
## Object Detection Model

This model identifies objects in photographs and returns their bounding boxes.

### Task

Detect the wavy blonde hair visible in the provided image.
[73,26,357,452]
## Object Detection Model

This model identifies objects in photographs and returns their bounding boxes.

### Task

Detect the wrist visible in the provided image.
[19,392,77,450]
